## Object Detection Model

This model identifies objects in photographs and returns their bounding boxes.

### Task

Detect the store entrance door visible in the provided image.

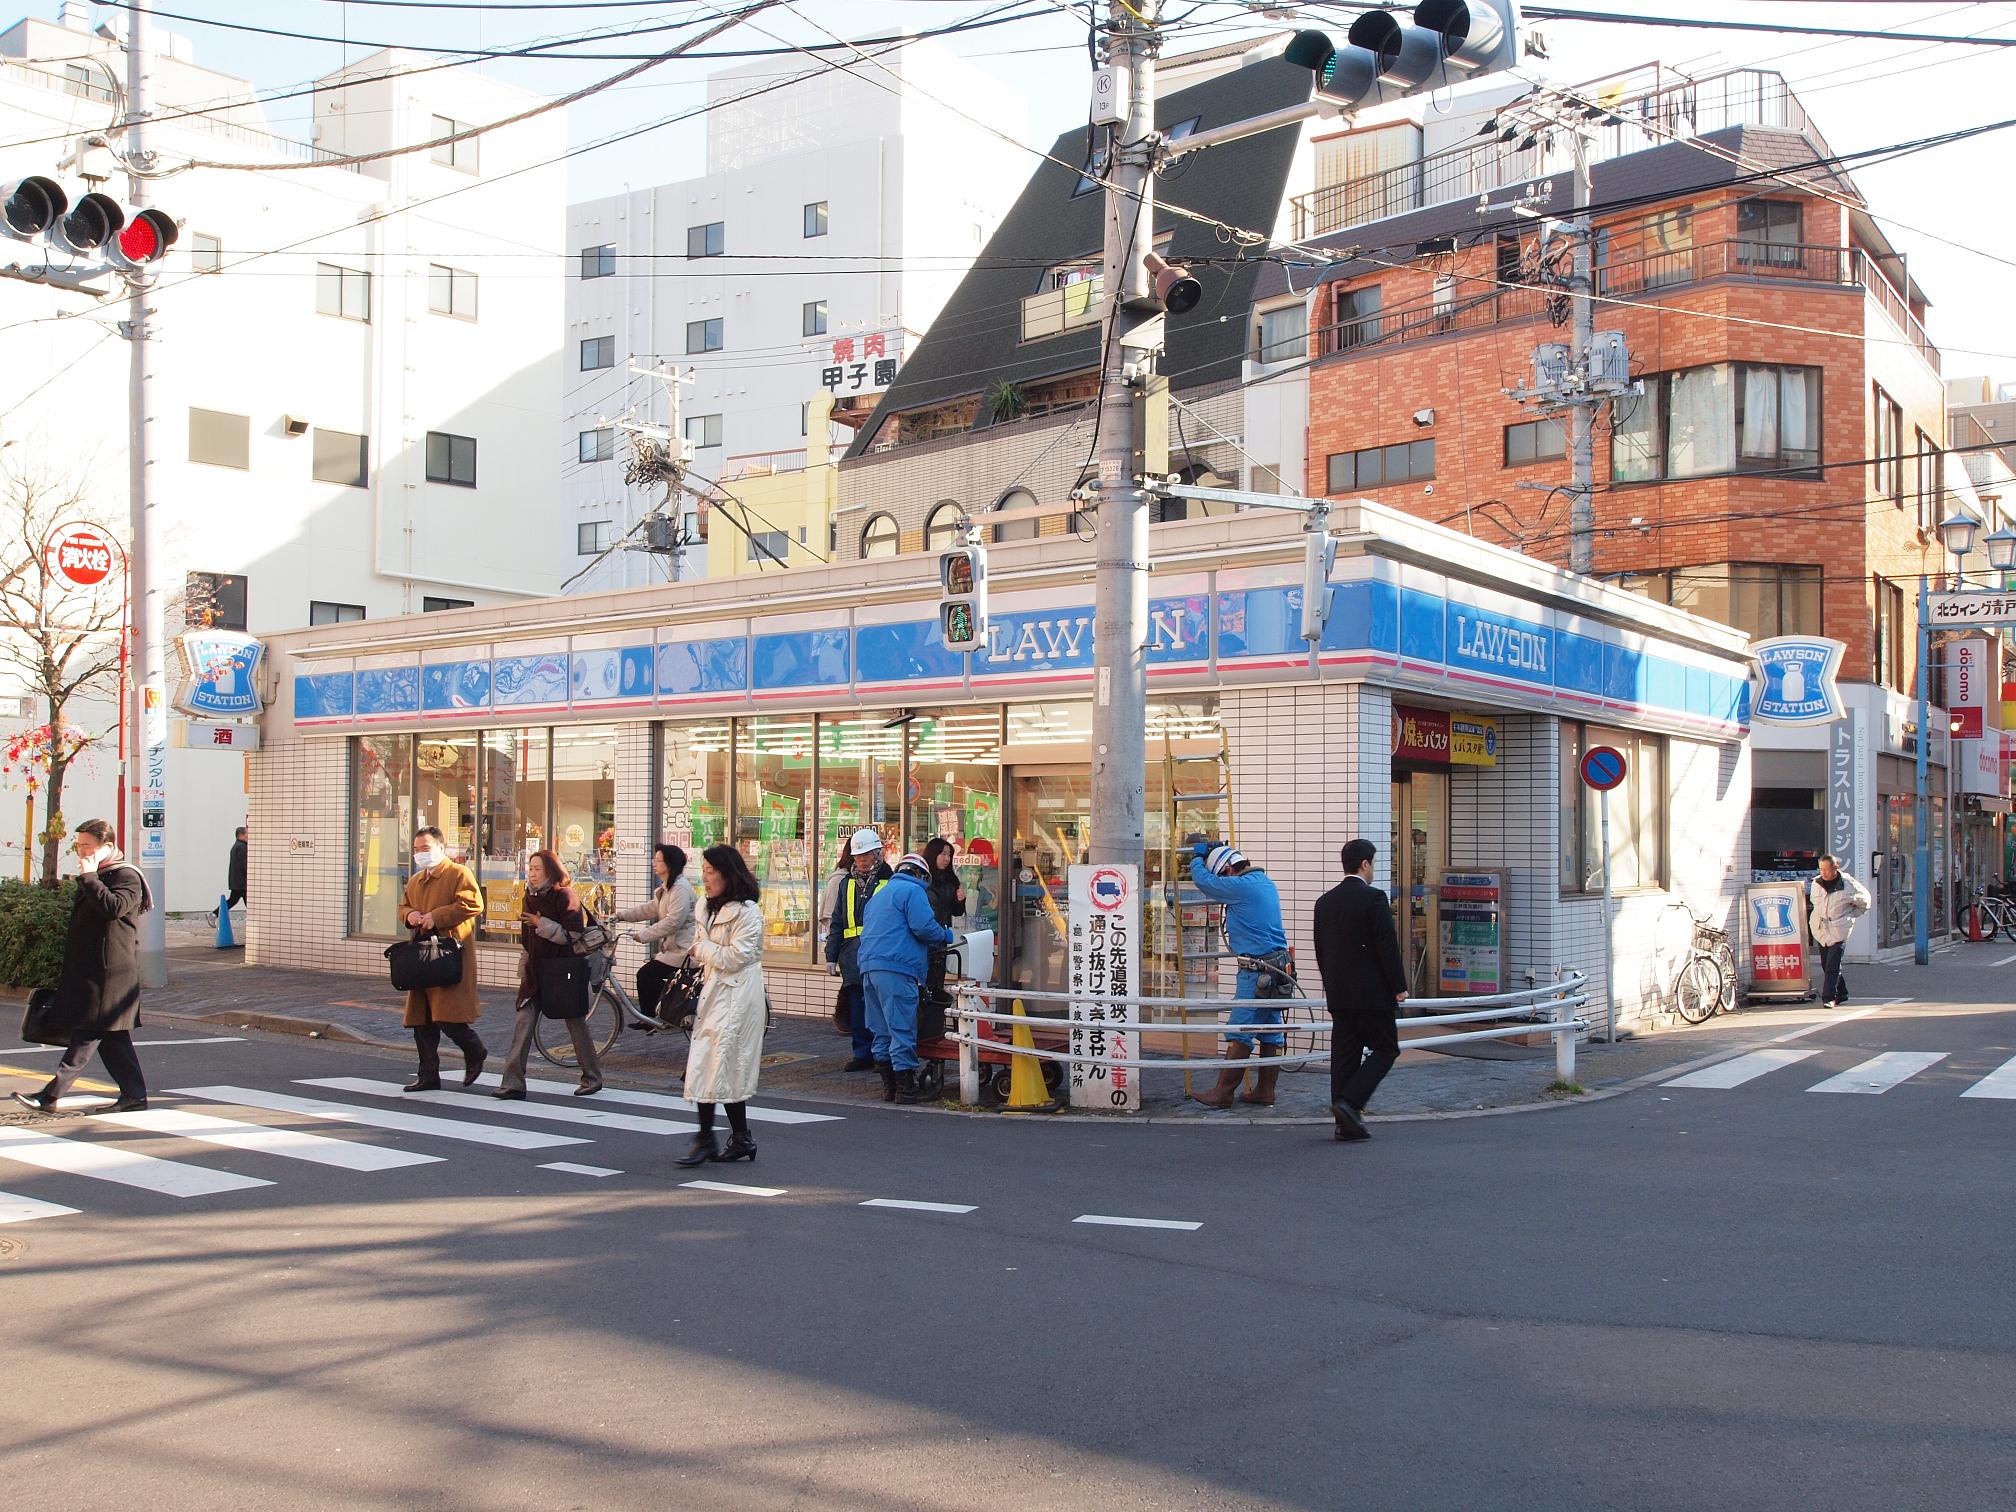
[1002,766,1090,1003]
[1389,769,1449,997]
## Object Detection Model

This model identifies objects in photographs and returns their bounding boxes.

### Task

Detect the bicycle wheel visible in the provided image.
[1712,943,1738,1014]
[534,993,622,1070]
[1673,956,1720,1025]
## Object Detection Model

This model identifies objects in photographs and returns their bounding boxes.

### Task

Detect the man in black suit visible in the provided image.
[1313,838,1408,1142]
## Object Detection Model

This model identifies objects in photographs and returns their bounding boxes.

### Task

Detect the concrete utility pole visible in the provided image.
[124,0,168,988]
[1566,129,1595,576]
[1089,0,1159,875]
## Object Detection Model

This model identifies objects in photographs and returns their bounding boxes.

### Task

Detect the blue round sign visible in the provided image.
[1580,745,1627,792]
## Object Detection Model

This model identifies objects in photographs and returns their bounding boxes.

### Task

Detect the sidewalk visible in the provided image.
[59,934,2012,1121]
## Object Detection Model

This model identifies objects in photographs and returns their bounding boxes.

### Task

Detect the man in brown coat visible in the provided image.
[400,825,487,1092]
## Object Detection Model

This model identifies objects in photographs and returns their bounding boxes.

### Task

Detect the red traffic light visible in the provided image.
[114,208,178,267]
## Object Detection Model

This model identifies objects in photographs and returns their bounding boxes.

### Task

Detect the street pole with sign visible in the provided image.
[1581,745,1626,1040]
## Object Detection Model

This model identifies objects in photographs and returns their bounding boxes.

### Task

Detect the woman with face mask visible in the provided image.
[399,826,488,1092]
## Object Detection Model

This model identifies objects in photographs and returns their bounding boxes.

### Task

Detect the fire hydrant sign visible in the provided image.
[48,524,116,589]
[1067,863,1140,1112]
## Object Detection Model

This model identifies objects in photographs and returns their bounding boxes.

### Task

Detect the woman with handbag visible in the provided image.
[399,826,488,1093]
[495,849,603,1099]
[675,845,769,1167]
[615,843,698,1023]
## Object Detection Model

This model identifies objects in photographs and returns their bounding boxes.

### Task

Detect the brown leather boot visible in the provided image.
[1190,1042,1251,1108]
[1239,1044,1280,1106]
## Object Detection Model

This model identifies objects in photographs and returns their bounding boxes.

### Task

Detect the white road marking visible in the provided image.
[681,1180,785,1197]
[1073,1214,1202,1231]
[0,1125,272,1197]
[94,1107,442,1171]
[0,1190,81,1224]
[1,1037,246,1056]
[1807,1051,1948,1095]
[172,1085,587,1150]
[1770,1000,1911,1043]
[300,1078,697,1137]
[464,1073,841,1124]
[860,1198,977,1214]
[538,1162,622,1178]
[1664,1047,1824,1089]
[1990,953,2016,968]
[1960,1055,2016,1100]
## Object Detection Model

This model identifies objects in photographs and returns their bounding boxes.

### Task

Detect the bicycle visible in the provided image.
[1957,883,2016,941]
[1667,903,1739,1025]
[534,928,697,1071]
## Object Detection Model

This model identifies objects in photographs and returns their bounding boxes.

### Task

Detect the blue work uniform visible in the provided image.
[1190,857,1291,1048]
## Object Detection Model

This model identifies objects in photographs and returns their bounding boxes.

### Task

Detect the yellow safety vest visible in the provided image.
[842,874,885,939]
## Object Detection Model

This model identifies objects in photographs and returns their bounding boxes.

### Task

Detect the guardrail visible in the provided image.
[950,974,1590,1108]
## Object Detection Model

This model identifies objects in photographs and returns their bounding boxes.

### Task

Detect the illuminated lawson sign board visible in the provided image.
[1751,636,1846,726]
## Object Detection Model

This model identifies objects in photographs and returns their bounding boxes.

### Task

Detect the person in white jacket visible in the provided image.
[676,845,769,1167]
[1807,854,1872,1007]
[615,843,698,1024]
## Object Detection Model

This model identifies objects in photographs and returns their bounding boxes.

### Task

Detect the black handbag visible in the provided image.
[385,932,463,993]
[536,954,593,1020]
[20,987,69,1047]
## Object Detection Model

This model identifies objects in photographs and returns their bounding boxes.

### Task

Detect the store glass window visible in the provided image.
[1560,723,1665,893]
[476,728,549,943]
[736,715,817,958]
[413,736,479,870]
[819,709,904,856]
[552,726,618,918]
[350,735,414,938]
[659,719,733,851]
[905,708,1005,937]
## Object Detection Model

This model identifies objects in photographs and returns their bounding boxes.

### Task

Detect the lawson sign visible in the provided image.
[1750,636,1845,726]
[174,631,265,719]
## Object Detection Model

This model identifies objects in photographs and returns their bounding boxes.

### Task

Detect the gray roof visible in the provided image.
[847,57,1311,457]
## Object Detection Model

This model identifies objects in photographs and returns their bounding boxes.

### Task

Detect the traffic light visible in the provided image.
[0,174,177,281]
[939,539,988,653]
[1299,526,1338,643]
[0,176,63,240]
[1284,0,1520,110]
[110,207,177,270]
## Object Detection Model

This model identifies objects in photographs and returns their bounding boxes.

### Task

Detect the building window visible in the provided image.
[1915,427,1943,532]
[745,530,789,564]
[1254,303,1306,364]
[687,221,724,258]
[310,601,365,625]
[803,299,828,337]
[993,487,1040,543]
[425,431,477,487]
[1874,577,1906,691]
[1504,418,1567,467]
[423,596,473,612]
[1560,723,1665,893]
[924,501,965,551]
[1612,363,1821,483]
[685,413,722,449]
[185,571,247,631]
[1735,200,1802,269]
[580,243,616,279]
[311,427,368,488]
[686,318,723,353]
[1613,563,1821,640]
[861,513,900,558]
[1325,439,1435,494]
[804,201,828,238]
[578,428,615,464]
[580,335,615,371]
[427,264,478,319]
[577,520,613,555]
[62,63,95,98]
[1872,383,1904,507]
[430,115,477,173]
[191,233,222,273]
[188,407,250,470]
[1332,284,1382,350]
[315,263,370,322]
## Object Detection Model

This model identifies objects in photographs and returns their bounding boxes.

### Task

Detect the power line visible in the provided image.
[1524,6,2016,46]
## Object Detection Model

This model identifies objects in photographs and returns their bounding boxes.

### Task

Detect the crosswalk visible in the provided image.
[0,1075,844,1226]
[1665,1047,2016,1099]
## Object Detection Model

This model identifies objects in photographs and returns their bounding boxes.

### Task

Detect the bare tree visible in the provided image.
[0,457,123,884]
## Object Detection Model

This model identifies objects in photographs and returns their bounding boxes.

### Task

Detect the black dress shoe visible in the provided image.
[573,1082,603,1097]
[492,1088,526,1101]
[11,1091,54,1113]
[675,1133,720,1168]
[461,1054,487,1088]
[106,1096,149,1114]
[713,1132,758,1163]
[1331,1099,1370,1141]
[403,1076,443,1093]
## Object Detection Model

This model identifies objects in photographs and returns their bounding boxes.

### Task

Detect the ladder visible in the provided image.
[1159,725,1234,1094]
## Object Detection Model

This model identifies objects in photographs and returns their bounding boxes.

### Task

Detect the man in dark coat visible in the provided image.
[14,818,152,1113]
[1313,837,1408,1143]
[208,826,247,927]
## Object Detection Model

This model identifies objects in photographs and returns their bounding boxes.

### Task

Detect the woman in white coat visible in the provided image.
[676,844,770,1167]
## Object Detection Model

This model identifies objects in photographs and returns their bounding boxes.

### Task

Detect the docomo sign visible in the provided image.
[47,523,118,590]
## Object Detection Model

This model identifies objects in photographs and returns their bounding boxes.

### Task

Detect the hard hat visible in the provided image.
[894,852,929,879]
[1204,844,1246,876]
[849,828,884,857]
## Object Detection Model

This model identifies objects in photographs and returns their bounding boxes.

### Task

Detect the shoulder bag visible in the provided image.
[385,931,463,992]
[20,987,70,1047]
[536,954,593,1019]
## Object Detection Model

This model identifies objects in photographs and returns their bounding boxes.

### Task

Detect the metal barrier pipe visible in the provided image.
[949,998,1588,1035]
[942,1019,1589,1075]
[957,975,1587,1016]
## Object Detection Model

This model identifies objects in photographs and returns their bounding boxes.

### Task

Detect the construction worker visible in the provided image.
[1187,841,1292,1108]
[823,828,890,1073]
[858,851,955,1104]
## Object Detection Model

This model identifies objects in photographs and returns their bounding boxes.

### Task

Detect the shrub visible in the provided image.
[0,879,74,989]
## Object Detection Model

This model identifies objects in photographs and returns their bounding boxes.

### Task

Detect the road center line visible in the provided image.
[1073,1214,1201,1231]
[860,1198,977,1214]
[681,1179,786,1196]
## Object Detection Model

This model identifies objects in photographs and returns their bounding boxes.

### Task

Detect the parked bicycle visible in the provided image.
[1957,883,2016,941]
[1667,902,1739,1025]
[534,927,698,1071]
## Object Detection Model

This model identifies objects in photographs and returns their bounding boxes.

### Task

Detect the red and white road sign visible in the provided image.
[48,524,117,589]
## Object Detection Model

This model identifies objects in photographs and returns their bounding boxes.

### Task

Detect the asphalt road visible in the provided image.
[1,977,2012,1511]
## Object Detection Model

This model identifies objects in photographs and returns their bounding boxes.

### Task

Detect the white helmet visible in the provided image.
[849,827,884,857]
[894,852,929,879]
[1204,844,1246,876]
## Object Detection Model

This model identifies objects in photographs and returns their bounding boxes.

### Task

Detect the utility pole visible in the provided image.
[1566,129,1595,576]
[124,0,168,989]
[1089,0,1159,875]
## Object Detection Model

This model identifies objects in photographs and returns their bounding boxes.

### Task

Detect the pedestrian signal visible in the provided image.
[938,541,987,653]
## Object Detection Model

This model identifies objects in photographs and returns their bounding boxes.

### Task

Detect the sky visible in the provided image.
[53,0,2016,384]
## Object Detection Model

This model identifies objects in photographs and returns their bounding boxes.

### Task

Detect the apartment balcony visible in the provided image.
[1312,238,1941,375]
[1021,276,1103,343]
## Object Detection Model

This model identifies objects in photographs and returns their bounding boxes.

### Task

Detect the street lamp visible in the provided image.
[1982,527,2016,573]
[1937,512,1979,562]
[1915,511,1990,964]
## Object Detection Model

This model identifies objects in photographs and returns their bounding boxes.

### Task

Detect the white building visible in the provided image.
[0,4,568,907]
[561,39,1028,589]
